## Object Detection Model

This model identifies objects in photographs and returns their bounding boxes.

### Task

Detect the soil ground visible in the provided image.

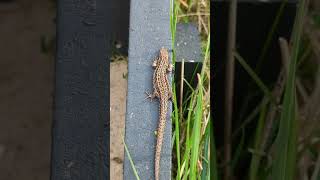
[0,1,127,179]
[110,61,127,180]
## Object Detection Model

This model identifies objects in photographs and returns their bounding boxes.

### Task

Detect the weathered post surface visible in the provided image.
[51,1,111,179]
[123,1,172,180]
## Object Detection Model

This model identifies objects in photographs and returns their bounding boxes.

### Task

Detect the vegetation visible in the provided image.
[172,0,320,180]
[171,0,211,179]
[207,0,318,180]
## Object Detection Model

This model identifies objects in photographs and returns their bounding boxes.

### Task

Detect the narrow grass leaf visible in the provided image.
[172,84,181,179]
[231,128,245,171]
[256,0,288,72]
[249,100,267,180]
[190,75,203,179]
[181,91,195,180]
[271,0,308,179]
[234,52,274,103]
[201,120,210,180]
[122,137,141,180]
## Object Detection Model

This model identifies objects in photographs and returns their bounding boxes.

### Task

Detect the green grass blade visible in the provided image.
[201,120,210,180]
[233,98,269,138]
[256,0,288,72]
[183,78,195,92]
[189,76,203,180]
[201,34,210,79]
[189,62,201,88]
[170,0,178,60]
[181,91,195,180]
[234,52,275,103]
[249,100,267,180]
[170,0,181,178]
[122,137,141,180]
[172,84,181,179]
[231,128,245,171]
[270,0,308,179]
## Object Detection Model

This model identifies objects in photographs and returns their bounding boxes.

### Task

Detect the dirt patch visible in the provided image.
[0,1,128,179]
[110,61,128,180]
[0,1,55,179]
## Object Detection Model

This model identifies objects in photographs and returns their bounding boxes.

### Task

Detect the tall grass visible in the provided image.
[228,1,312,180]
[170,0,211,179]
[171,35,211,180]
[271,0,308,179]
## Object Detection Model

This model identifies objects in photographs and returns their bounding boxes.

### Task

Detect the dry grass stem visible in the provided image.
[177,13,210,18]
[179,60,185,121]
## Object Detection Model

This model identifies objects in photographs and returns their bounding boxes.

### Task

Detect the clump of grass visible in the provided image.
[224,0,320,180]
[174,0,210,40]
[171,35,211,180]
[171,0,211,179]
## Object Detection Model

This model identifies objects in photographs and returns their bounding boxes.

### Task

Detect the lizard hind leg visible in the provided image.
[145,90,159,102]
[168,91,173,101]
[167,64,173,72]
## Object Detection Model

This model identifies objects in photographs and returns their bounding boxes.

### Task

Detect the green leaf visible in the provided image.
[270,0,308,179]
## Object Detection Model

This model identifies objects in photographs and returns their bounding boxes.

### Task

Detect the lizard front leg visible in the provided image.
[145,90,159,102]
[167,63,173,72]
[152,59,158,68]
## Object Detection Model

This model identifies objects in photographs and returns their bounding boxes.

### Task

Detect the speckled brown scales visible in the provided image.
[145,47,173,180]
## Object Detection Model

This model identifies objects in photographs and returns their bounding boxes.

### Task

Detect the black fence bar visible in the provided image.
[51,1,111,179]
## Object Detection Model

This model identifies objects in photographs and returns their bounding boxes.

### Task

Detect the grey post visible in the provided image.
[123,0,172,180]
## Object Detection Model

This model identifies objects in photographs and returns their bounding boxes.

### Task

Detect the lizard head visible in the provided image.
[159,47,169,63]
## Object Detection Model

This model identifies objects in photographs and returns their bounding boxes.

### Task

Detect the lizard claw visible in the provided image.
[167,64,174,72]
[145,91,154,102]
[168,91,173,101]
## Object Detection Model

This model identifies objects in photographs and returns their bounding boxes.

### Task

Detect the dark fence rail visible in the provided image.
[51,1,111,179]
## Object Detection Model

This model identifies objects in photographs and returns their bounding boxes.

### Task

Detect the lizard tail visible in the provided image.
[155,101,168,180]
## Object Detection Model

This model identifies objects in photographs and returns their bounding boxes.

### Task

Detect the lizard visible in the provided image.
[145,47,173,180]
